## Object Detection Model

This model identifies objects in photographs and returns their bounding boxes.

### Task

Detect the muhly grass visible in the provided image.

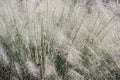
[0,0,120,80]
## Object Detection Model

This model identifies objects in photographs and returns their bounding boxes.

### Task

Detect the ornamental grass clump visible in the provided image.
[0,0,120,80]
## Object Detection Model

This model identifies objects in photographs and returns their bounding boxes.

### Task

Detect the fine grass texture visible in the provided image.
[0,0,120,80]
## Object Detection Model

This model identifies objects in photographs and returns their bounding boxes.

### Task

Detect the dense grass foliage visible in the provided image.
[0,0,120,80]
